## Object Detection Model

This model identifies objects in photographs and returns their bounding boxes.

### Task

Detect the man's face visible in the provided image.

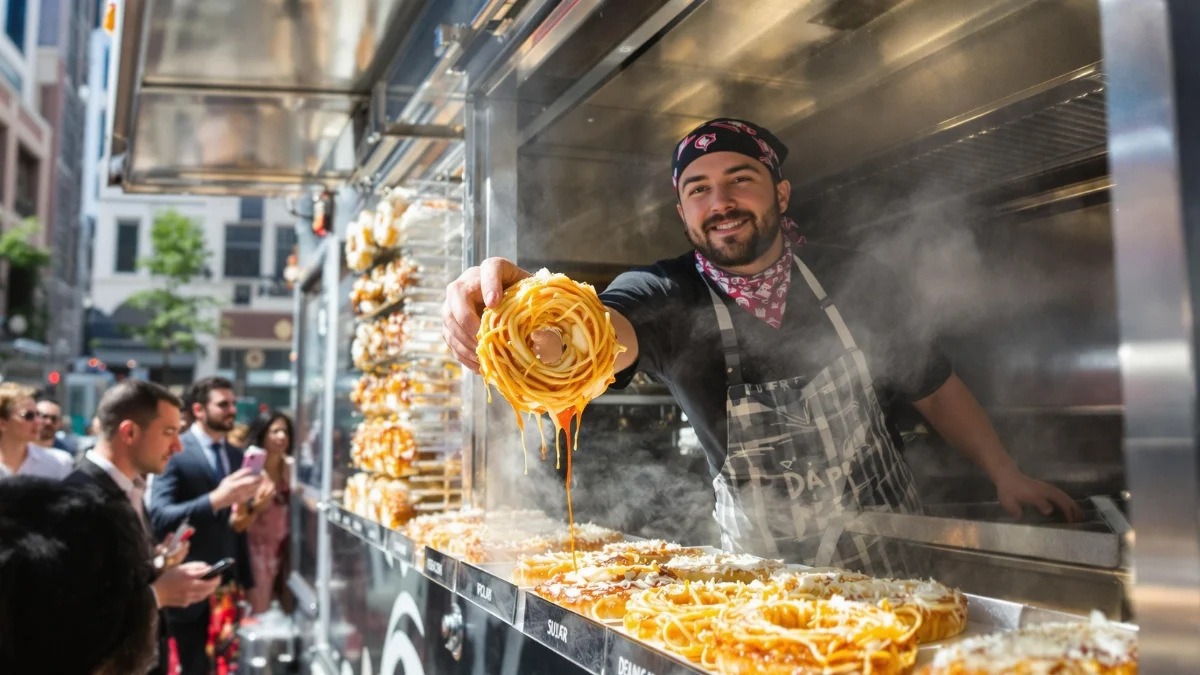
[676,152,791,269]
[36,401,61,440]
[129,401,183,476]
[194,388,237,434]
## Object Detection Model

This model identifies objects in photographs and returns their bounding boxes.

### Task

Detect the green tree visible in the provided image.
[0,218,51,342]
[121,209,221,382]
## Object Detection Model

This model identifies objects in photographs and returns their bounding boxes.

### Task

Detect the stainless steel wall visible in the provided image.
[509,0,1122,501]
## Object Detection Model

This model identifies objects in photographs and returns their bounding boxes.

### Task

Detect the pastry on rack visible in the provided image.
[712,595,920,675]
[534,563,681,622]
[660,552,784,584]
[776,569,969,643]
[350,417,418,477]
[919,611,1137,675]
[345,215,373,272]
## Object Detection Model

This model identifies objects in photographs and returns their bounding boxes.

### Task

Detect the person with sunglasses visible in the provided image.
[0,383,72,480]
[34,397,80,457]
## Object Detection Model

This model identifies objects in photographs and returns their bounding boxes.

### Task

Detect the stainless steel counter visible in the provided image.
[324,504,1131,675]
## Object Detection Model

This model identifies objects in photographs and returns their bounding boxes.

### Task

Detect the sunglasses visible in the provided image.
[14,411,39,422]
[42,415,60,423]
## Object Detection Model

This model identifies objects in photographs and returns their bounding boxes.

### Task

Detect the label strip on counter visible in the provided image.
[422,547,458,590]
[387,530,415,564]
[457,562,518,624]
[521,593,609,674]
[605,631,708,675]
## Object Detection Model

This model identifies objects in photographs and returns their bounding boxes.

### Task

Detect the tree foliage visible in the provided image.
[121,210,222,374]
[0,218,51,272]
[0,218,51,342]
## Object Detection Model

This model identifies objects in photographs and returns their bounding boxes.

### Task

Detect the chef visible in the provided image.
[443,118,1081,576]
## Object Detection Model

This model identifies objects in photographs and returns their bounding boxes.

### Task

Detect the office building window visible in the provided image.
[14,145,37,218]
[224,224,262,278]
[114,220,139,273]
[239,197,264,222]
[275,226,297,280]
[6,0,27,54]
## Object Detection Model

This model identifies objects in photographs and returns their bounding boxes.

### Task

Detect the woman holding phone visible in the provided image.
[231,409,294,614]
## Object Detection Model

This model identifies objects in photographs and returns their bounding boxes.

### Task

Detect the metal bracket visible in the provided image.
[382,123,466,140]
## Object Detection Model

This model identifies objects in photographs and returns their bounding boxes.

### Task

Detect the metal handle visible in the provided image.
[440,601,464,661]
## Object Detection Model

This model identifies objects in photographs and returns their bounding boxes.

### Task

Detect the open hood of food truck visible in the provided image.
[105,0,453,195]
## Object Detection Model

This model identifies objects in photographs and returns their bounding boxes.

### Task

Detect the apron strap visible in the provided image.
[703,279,746,387]
[703,254,859,388]
[793,255,858,352]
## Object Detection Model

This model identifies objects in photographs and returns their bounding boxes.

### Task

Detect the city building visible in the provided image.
[81,27,297,409]
[36,0,94,369]
[0,0,55,386]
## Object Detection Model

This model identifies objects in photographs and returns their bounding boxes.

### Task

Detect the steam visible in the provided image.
[481,398,719,547]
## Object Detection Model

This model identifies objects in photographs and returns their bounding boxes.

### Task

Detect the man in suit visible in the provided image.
[66,379,222,674]
[150,376,262,675]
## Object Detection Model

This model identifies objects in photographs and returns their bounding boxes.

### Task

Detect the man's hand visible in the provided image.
[152,562,221,608]
[154,533,191,568]
[442,258,531,373]
[993,469,1084,522]
[209,468,262,512]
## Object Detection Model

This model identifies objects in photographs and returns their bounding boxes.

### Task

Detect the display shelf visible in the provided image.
[323,503,1131,675]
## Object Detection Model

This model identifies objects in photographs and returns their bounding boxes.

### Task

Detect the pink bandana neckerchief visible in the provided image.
[694,216,806,329]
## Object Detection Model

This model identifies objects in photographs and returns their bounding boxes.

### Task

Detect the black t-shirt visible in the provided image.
[599,243,952,478]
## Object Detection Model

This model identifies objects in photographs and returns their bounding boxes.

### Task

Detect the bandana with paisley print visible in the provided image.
[694,216,806,329]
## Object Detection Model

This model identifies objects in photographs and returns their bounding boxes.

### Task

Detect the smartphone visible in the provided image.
[201,558,235,580]
[241,448,267,475]
[165,519,193,557]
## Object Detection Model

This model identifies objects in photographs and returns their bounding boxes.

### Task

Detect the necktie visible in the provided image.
[211,442,228,481]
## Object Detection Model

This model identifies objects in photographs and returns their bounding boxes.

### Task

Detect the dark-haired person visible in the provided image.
[231,410,294,614]
[149,376,262,674]
[0,383,72,480]
[66,379,222,675]
[0,476,158,674]
[443,118,1083,577]
[34,398,80,456]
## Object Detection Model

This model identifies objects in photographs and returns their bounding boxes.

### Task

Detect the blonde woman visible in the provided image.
[0,383,72,480]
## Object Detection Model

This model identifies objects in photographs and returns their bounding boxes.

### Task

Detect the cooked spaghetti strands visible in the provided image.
[476,269,625,464]
[711,596,920,675]
[920,612,1137,675]
[534,564,680,623]
[624,581,762,669]
[775,570,968,643]
[476,269,625,566]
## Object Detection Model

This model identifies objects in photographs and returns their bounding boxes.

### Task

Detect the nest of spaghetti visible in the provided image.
[476,268,625,450]
[776,569,968,643]
[624,580,767,669]
[512,539,708,587]
[401,508,621,564]
[920,611,1137,675]
[349,417,418,478]
[711,594,920,675]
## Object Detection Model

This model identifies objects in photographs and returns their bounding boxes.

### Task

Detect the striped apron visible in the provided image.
[708,254,923,576]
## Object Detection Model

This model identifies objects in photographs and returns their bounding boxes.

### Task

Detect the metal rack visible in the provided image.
[343,186,468,520]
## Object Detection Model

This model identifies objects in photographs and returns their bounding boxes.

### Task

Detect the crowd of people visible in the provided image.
[0,376,295,674]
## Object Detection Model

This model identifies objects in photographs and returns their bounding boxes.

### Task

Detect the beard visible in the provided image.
[686,202,781,269]
[205,411,236,433]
